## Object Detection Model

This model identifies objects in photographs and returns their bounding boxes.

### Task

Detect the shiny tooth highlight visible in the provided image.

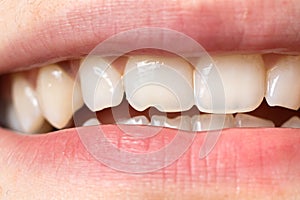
[194,54,265,113]
[12,74,46,133]
[234,113,274,128]
[191,114,234,131]
[151,115,191,131]
[117,116,149,125]
[265,55,300,110]
[36,64,84,129]
[281,116,300,128]
[79,56,124,112]
[82,118,101,127]
[124,56,194,112]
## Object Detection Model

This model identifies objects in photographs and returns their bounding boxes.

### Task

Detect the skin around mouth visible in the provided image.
[0,0,300,199]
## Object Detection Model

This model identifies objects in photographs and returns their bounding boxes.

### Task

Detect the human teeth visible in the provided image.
[234,114,275,128]
[79,56,124,112]
[124,56,194,112]
[265,55,300,110]
[194,54,265,113]
[117,116,149,125]
[151,115,191,131]
[36,64,84,129]
[82,118,100,127]
[191,114,234,131]
[12,74,46,133]
[5,103,23,133]
[281,116,300,128]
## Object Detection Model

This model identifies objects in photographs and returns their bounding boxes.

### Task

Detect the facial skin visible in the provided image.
[0,0,300,199]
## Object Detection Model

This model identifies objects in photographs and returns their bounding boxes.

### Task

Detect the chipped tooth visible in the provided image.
[194,54,265,113]
[191,114,234,131]
[265,55,300,110]
[12,74,46,133]
[281,116,300,128]
[82,118,100,127]
[151,115,191,131]
[79,56,124,112]
[124,56,194,112]
[234,114,275,128]
[36,64,84,129]
[117,116,149,125]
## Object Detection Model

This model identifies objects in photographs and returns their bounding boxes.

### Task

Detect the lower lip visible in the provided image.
[1,125,300,196]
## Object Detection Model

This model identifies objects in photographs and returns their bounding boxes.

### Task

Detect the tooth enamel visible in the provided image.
[151,115,191,131]
[12,74,46,133]
[191,114,234,131]
[36,64,84,129]
[194,54,265,113]
[281,116,300,128]
[5,103,23,133]
[265,55,300,110]
[79,56,124,112]
[82,118,100,127]
[124,56,194,112]
[117,116,149,125]
[234,113,275,128]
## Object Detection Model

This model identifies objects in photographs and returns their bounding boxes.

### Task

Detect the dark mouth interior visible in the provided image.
[73,97,300,129]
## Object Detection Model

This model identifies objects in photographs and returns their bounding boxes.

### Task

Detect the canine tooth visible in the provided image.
[281,116,300,128]
[117,116,149,125]
[82,118,100,127]
[191,114,234,131]
[194,54,265,113]
[12,75,45,133]
[79,56,124,112]
[265,55,300,110]
[36,64,83,129]
[151,115,191,131]
[124,56,194,112]
[234,114,275,128]
[6,103,23,133]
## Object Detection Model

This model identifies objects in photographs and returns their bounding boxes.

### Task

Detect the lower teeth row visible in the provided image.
[0,53,299,134]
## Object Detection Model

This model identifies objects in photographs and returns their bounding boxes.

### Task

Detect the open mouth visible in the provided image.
[0,0,300,199]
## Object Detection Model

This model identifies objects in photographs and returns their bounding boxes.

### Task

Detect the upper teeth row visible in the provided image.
[7,54,300,133]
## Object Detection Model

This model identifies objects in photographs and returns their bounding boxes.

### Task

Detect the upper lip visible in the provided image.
[1,0,300,74]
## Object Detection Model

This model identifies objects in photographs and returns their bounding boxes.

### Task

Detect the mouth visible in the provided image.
[1,0,300,199]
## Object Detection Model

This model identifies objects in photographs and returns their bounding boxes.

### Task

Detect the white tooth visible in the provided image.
[124,56,194,112]
[194,54,265,113]
[191,114,234,131]
[36,64,84,129]
[265,55,300,110]
[82,118,100,127]
[234,114,275,128]
[12,74,46,133]
[5,103,23,133]
[79,56,124,112]
[281,116,300,128]
[151,115,191,131]
[117,116,149,125]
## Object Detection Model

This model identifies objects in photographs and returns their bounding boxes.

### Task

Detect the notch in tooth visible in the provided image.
[12,74,46,133]
[124,56,194,112]
[234,114,274,128]
[151,115,191,131]
[281,116,300,128]
[191,114,234,131]
[79,56,124,112]
[36,64,83,129]
[265,55,300,110]
[194,54,265,113]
